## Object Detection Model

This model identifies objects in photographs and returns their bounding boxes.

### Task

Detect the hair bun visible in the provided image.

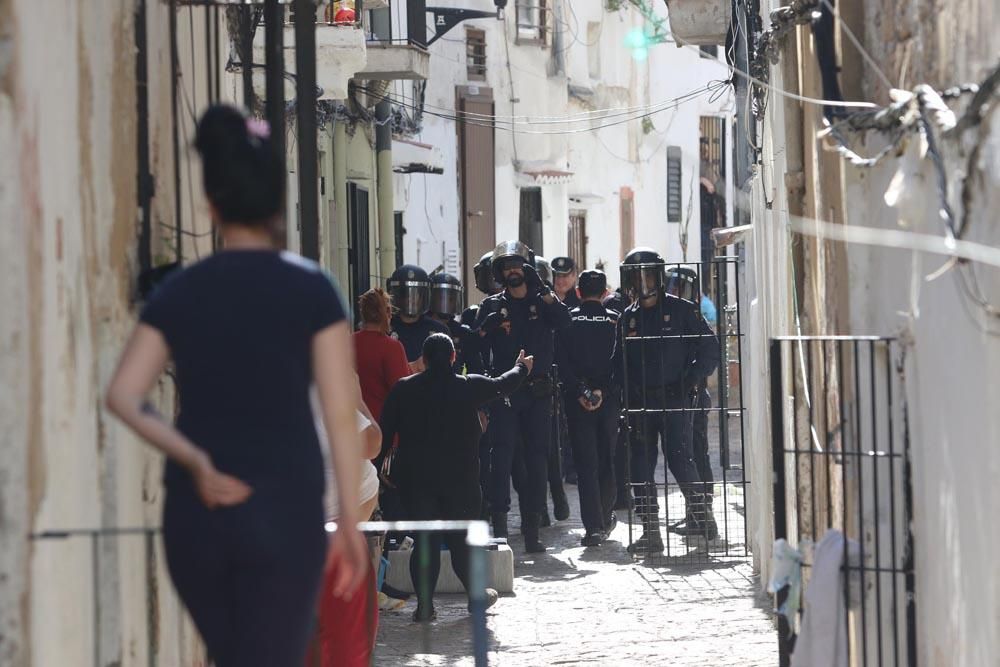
[194,104,285,226]
[195,105,251,165]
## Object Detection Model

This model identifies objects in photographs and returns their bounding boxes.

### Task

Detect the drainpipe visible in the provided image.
[376,98,396,279]
[333,121,350,286]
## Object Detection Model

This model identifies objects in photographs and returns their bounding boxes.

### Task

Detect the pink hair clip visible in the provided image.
[246,117,271,140]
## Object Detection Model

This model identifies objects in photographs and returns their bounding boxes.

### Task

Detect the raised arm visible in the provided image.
[466,349,533,406]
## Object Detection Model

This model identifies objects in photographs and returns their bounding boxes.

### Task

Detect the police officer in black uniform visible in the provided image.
[556,270,621,546]
[667,266,716,531]
[388,265,450,370]
[474,241,571,553]
[462,253,503,516]
[602,285,630,509]
[552,256,581,308]
[530,257,570,526]
[551,256,581,485]
[615,248,720,553]
[428,272,476,373]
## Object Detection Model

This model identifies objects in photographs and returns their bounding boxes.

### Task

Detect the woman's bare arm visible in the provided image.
[105,324,250,507]
[313,321,369,596]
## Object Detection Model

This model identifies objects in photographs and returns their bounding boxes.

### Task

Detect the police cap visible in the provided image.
[578,269,607,297]
[551,256,576,275]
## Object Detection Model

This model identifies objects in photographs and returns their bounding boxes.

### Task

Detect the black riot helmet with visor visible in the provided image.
[429,272,464,318]
[387,264,431,318]
[666,266,699,302]
[534,256,554,289]
[491,240,535,289]
[474,252,502,295]
[621,247,666,300]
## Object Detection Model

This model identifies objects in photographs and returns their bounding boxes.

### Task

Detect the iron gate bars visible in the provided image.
[619,257,748,563]
[769,336,916,667]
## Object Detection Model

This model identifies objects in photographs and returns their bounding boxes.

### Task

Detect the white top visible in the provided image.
[311,389,380,520]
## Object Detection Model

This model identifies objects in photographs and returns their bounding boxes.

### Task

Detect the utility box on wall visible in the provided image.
[665,0,730,46]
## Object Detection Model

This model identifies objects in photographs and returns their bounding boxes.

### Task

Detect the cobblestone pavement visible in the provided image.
[373,484,777,666]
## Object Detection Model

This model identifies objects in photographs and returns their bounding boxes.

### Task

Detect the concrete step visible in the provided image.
[385,543,515,594]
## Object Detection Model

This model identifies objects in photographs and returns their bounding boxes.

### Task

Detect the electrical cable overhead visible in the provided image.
[360,82,717,135]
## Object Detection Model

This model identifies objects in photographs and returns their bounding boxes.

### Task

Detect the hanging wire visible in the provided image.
[359,82,718,135]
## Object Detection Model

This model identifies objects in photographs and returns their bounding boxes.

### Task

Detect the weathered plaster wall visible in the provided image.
[0,2,206,664]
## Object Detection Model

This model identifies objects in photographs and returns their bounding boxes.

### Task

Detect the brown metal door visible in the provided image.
[457,85,496,302]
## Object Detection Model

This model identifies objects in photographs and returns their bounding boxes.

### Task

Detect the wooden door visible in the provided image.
[457,85,496,302]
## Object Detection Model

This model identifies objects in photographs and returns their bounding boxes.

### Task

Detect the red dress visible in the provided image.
[353,329,411,422]
[308,330,408,667]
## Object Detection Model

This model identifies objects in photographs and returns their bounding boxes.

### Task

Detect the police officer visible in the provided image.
[463,252,503,516]
[666,266,716,534]
[428,272,476,373]
[556,270,620,547]
[388,265,450,371]
[530,256,570,526]
[474,241,571,552]
[552,256,581,308]
[615,248,720,553]
[602,284,632,511]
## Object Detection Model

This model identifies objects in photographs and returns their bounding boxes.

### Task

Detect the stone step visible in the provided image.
[384,543,515,594]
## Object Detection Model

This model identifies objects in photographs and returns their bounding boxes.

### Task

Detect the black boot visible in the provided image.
[522,512,547,553]
[540,510,551,527]
[626,513,663,554]
[491,512,508,540]
[673,494,719,540]
[552,488,571,522]
[628,521,663,556]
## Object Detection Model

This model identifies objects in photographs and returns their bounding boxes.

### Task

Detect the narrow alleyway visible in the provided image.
[374,480,777,666]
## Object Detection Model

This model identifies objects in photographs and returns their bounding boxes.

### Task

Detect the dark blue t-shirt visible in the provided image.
[140,250,347,501]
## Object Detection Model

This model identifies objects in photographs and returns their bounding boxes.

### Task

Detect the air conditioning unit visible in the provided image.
[666,0,730,46]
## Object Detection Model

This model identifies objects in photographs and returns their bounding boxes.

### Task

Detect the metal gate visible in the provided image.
[770,336,916,666]
[619,257,749,563]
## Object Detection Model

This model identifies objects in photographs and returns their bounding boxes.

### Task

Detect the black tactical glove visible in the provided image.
[523,263,551,297]
[480,308,507,334]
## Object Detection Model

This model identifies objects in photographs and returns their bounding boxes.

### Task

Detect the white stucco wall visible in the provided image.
[842,96,1000,667]
[745,0,1000,663]
[397,0,733,287]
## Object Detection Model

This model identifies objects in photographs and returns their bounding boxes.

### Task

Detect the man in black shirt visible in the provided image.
[474,241,571,552]
[556,270,621,546]
[615,248,720,553]
[388,265,450,371]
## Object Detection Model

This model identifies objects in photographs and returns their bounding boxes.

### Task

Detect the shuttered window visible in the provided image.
[667,146,682,223]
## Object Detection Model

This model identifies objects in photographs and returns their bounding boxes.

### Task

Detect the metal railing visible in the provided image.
[618,257,749,563]
[769,336,916,666]
[31,519,492,666]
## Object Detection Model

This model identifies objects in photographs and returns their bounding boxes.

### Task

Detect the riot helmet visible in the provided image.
[666,266,699,302]
[429,272,463,317]
[387,264,431,318]
[534,256,554,289]
[621,247,666,300]
[491,240,534,289]
[474,252,502,295]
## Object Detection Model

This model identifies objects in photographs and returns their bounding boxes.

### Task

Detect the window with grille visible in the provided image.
[519,188,544,255]
[667,146,682,223]
[515,0,548,45]
[568,211,587,270]
[466,28,487,81]
[619,187,634,259]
